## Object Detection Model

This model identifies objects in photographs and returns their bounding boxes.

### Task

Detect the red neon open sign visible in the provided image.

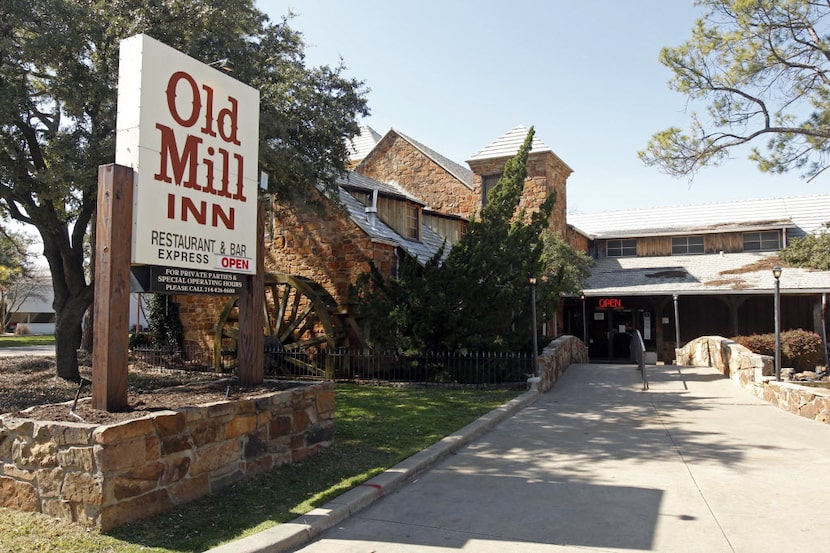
[597,298,623,309]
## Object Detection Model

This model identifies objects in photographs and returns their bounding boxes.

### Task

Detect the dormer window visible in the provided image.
[607,239,636,257]
[405,204,420,240]
[672,235,704,255]
[743,231,780,251]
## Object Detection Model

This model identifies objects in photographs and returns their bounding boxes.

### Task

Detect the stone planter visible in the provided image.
[0,381,334,530]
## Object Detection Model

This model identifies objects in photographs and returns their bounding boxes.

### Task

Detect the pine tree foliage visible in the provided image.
[780,223,830,270]
[639,0,830,182]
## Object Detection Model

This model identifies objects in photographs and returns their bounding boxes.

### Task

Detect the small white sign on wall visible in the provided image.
[115,34,260,274]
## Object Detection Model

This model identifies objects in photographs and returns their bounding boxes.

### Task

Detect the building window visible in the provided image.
[743,231,780,251]
[607,239,637,257]
[671,235,704,255]
[405,204,419,240]
[482,174,502,206]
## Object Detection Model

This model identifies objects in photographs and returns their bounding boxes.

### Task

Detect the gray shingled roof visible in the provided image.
[584,252,830,296]
[390,129,475,189]
[347,125,382,163]
[338,188,448,265]
[467,125,571,170]
[336,171,425,205]
[569,193,830,240]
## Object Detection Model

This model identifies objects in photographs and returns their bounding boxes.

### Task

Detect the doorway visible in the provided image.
[588,308,634,361]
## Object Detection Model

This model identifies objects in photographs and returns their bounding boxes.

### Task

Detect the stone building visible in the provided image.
[466,125,573,237]
[174,124,575,358]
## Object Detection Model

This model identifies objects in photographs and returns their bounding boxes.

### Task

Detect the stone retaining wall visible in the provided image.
[677,336,830,424]
[533,335,589,393]
[0,381,334,530]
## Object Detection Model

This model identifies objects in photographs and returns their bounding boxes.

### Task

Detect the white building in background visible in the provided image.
[7,273,54,334]
[8,273,148,335]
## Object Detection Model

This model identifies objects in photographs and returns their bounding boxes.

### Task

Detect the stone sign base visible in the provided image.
[0,381,334,530]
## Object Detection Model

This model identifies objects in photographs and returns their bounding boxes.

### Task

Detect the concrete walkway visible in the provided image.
[217,363,830,553]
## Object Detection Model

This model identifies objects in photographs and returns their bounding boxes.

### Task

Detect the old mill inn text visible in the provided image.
[115,34,260,275]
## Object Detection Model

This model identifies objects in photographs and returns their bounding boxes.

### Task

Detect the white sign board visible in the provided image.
[115,34,259,274]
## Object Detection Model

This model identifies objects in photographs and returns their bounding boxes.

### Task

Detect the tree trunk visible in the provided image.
[80,307,94,352]
[40,222,94,383]
[53,296,87,382]
[80,215,96,352]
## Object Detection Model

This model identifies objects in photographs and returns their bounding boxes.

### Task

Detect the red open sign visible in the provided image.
[598,298,623,309]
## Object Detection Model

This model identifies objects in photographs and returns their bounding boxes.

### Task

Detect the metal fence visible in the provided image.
[216,346,533,388]
[131,344,215,372]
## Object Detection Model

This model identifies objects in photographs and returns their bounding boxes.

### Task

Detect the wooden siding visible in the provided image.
[348,191,423,243]
[424,214,465,248]
[597,231,756,258]
[377,196,419,241]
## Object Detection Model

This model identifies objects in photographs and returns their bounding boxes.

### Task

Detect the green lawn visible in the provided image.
[0,335,55,347]
[1,383,521,553]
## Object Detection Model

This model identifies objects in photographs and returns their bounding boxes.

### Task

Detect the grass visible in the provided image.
[1,383,521,552]
[0,334,55,347]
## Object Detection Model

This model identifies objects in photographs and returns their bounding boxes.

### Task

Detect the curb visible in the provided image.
[206,388,541,553]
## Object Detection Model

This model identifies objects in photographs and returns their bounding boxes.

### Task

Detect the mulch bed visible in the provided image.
[0,354,299,425]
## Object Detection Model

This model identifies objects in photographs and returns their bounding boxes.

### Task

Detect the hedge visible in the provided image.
[732,329,824,372]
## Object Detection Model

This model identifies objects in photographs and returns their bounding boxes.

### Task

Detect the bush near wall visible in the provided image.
[732,329,824,371]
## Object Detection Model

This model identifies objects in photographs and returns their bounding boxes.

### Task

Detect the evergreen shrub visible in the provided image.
[733,330,823,371]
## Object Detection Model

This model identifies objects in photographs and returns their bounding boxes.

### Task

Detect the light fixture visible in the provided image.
[773,267,782,381]
[580,292,587,347]
[529,276,538,375]
[208,58,234,72]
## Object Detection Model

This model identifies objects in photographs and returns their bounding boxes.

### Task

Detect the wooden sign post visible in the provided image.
[92,164,133,411]
[236,199,265,387]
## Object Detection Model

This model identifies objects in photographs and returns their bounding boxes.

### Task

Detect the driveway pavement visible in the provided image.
[0,345,55,357]
[212,363,830,553]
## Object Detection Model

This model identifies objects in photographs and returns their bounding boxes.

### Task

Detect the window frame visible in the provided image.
[404,203,420,241]
[743,230,781,252]
[606,239,637,257]
[671,235,705,255]
[481,174,502,207]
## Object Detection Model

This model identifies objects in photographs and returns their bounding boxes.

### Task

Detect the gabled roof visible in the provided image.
[584,252,830,296]
[336,171,425,205]
[347,125,382,163]
[467,125,571,171]
[569,193,830,240]
[381,129,475,189]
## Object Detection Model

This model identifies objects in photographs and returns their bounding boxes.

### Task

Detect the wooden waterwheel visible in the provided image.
[214,273,361,377]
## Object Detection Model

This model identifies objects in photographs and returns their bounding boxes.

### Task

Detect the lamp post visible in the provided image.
[580,292,587,345]
[773,266,782,381]
[530,277,538,376]
[672,293,681,348]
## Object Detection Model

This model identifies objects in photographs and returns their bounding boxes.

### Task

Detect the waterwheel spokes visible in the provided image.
[279,303,314,343]
[214,272,368,374]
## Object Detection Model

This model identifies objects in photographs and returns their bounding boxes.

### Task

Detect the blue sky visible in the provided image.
[259,0,828,214]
